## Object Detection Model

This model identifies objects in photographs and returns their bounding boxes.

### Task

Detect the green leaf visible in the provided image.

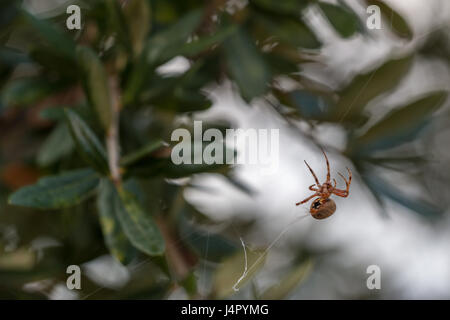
[223,28,271,102]
[97,179,137,264]
[124,0,151,56]
[1,77,53,107]
[105,0,132,52]
[125,141,233,179]
[254,13,321,49]
[361,170,442,219]
[0,1,20,43]
[22,10,76,60]
[8,168,99,209]
[121,140,166,167]
[146,9,204,64]
[179,24,238,57]
[37,123,75,167]
[39,107,67,121]
[367,0,413,40]
[123,9,203,105]
[212,246,266,298]
[318,2,361,38]
[332,55,413,121]
[260,259,313,299]
[288,89,332,119]
[250,0,308,16]
[76,46,112,130]
[115,188,165,256]
[64,108,109,174]
[352,91,448,154]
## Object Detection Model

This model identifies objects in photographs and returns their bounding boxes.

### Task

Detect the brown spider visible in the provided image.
[296,149,352,219]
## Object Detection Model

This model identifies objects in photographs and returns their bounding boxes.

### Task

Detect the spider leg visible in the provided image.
[296,193,318,206]
[332,179,337,188]
[322,148,331,183]
[333,189,349,198]
[304,160,320,187]
[333,167,352,197]
[309,184,318,191]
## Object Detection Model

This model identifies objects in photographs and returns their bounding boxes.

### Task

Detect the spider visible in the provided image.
[296,149,352,219]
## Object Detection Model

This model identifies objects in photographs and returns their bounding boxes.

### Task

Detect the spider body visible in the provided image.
[310,198,336,219]
[296,149,352,220]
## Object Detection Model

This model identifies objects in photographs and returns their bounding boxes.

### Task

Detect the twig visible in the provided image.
[107,76,122,186]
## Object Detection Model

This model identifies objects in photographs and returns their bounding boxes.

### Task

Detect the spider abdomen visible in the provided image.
[310,198,336,219]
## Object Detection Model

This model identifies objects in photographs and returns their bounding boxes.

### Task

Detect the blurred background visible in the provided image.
[1,0,450,299]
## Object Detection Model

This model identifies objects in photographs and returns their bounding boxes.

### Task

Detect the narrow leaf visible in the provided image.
[353,91,448,154]
[223,28,271,102]
[123,9,203,105]
[97,179,137,264]
[8,168,99,209]
[333,55,413,121]
[1,77,53,107]
[362,171,442,219]
[179,24,238,57]
[254,13,321,49]
[64,108,109,174]
[115,188,165,256]
[76,46,112,130]
[124,0,151,56]
[120,140,166,167]
[37,123,75,167]
[318,2,360,38]
[250,0,308,16]
[22,10,76,60]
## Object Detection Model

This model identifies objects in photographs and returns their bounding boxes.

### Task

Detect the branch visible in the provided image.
[106,76,122,186]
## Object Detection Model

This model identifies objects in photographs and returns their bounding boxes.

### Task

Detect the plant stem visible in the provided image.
[107,76,122,186]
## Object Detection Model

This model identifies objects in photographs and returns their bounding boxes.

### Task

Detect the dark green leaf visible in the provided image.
[105,0,132,52]
[361,171,442,219]
[64,108,109,174]
[332,55,413,121]
[121,140,166,167]
[1,78,53,107]
[352,91,448,154]
[254,13,321,49]
[8,168,99,209]
[115,188,165,256]
[179,24,238,57]
[123,9,203,105]
[76,46,112,130]
[37,123,75,167]
[223,28,271,102]
[289,89,332,119]
[124,0,151,56]
[318,2,361,38]
[97,179,137,264]
[22,10,76,60]
[250,0,308,16]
